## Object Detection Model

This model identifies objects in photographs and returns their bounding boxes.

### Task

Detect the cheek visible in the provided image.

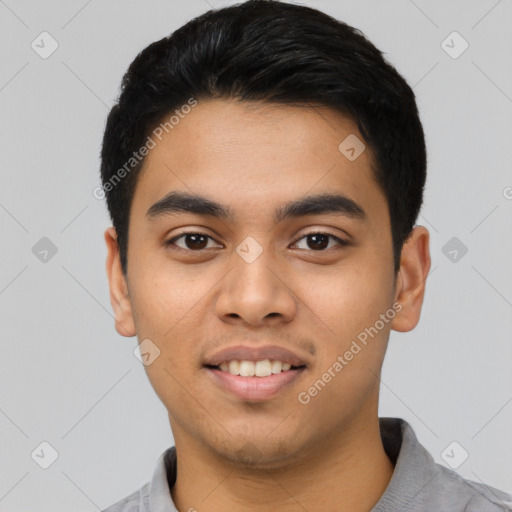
[305,266,393,388]
[130,267,203,334]
[311,266,390,331]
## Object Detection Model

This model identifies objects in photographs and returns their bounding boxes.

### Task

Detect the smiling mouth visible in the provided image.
[204,361,307,401]
[204,359,306,377]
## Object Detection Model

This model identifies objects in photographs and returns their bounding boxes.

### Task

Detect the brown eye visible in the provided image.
[166,232,220,251]
[292,232,349,251]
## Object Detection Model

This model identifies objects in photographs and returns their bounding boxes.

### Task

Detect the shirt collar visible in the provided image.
[371,417,437,511]
[148,447,177,512]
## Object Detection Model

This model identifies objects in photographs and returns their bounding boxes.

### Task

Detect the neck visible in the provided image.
[170,414,394,512]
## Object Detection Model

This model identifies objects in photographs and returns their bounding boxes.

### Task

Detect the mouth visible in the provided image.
[202,344,310,401]
[204,359,306,376]
[204,359,307,401]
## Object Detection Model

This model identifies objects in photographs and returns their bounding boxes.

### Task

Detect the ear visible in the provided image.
[104,227,136,337]
[391,225,431,332]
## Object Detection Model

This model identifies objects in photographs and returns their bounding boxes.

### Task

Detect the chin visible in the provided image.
[213,435,303,470]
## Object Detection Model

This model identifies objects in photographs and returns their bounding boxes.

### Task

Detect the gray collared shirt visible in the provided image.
[102,417,512,511]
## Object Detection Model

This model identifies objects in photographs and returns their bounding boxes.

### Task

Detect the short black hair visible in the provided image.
[100,0,427,276]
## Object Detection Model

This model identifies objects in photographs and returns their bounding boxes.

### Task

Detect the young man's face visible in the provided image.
[105,99,430,468]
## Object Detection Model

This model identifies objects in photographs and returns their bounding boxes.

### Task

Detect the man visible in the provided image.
[100,1,512,510]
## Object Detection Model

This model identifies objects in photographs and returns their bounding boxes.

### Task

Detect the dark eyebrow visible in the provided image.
[274,192,366,223]
[145,191,367,223]
[146,191,234,221]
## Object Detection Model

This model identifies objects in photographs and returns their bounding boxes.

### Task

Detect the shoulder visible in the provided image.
[101,482,150,512]
[432,462,512,511]
[100,447,176,512]
[376,418,512,512]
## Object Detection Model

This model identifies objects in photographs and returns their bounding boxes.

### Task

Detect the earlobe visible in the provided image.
[104,227,137,337]
[391,226,431,333]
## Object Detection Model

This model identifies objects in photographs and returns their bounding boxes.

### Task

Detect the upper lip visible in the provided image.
[203,345,308,367]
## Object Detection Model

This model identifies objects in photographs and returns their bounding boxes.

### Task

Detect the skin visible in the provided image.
[105,98,431,512]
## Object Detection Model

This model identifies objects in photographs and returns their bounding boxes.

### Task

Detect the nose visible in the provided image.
[215,246,297,327]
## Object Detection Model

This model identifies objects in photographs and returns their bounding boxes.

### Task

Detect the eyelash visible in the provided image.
[165,231,349,252]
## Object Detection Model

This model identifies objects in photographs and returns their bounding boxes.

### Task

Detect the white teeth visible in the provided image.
[228,360,240,375]
[271,360,283,374]
[216,359,298,377]
[255,359,272,377]
[239,360,255,377]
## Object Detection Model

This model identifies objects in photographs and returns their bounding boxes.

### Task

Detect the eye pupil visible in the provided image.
[308,234,329,250]
[186,234,208,250]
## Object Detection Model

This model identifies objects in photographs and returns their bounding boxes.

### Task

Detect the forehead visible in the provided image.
[131,98,387,227]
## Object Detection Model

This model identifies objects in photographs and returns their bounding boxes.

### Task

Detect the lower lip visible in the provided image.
[205,367,306,401]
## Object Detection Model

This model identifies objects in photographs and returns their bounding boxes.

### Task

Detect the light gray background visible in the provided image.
[1,0,511,510]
